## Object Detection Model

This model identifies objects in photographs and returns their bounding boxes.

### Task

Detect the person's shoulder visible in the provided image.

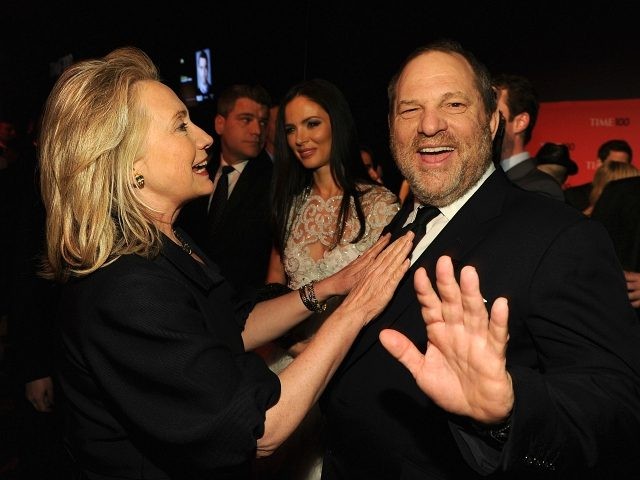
[564,181,592,193]
[490,167,580,220]
[594,176,640,211]
[503,161,564,200]
[606,176,640,191]
[508,180,585,222]
[358,181,393,194]
[522,166,561,187]
[243,152,273,179]
[62,255,162,306]
[86,253,183,286]
[563,182,592,210]
[357,183,400,223]
[251,150,274,167]
[360,182,399,201]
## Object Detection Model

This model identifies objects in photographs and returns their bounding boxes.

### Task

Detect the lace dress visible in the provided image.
[284,183,400,289]
[258,184,399,480]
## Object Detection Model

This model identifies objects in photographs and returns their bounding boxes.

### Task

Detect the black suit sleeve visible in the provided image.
[453,219,640,475]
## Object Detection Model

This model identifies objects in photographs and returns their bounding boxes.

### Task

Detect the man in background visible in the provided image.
[177,84,273,297]
[534,142,578,187]
[492,74,564,201]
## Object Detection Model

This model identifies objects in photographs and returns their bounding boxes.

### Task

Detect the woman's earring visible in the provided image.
[134,173,145,189]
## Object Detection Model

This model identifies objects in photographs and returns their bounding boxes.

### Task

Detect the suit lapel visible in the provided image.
[224,155,266,213]
[505,157,534,182]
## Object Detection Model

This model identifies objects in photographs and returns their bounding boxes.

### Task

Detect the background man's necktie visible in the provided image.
[392,205,440,248]
[208,165,235,230]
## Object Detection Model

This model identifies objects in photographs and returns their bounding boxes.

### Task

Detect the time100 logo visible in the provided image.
[590,117,631,127]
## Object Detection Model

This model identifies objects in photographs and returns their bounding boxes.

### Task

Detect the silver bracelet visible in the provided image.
[299,281,327,312]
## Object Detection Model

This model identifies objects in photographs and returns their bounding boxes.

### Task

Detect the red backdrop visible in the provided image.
[529,99,640,188]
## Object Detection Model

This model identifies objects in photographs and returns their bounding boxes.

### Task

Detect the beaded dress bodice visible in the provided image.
[284,184,400,289]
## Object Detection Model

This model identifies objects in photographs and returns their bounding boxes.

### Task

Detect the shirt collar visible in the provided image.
[500,151,530,172]
[220,155,249,174]
[412,162,495,221]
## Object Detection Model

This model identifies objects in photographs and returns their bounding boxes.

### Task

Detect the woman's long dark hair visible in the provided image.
[270,78,374,253]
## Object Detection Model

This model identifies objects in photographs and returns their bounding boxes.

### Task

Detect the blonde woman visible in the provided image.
[39,46,413,479]
[583,161,640,216]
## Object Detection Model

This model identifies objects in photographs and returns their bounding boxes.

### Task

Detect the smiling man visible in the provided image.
[320,39,640,479]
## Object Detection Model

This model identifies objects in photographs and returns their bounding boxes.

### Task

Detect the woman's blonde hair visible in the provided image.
[39,46,165,282]
[588,161,640,210]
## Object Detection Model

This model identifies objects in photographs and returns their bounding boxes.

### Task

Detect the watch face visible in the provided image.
[488,417,512,444]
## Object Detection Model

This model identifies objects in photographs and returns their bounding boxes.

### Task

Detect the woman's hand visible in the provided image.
[245,233,411,350]
[316,233,393,299]
[624,270,640,308]
[25,376,55,413]
[336,232,413,325]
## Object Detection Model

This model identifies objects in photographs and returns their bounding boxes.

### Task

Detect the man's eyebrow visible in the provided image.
[397,99,420,107]
[441,91,469,101]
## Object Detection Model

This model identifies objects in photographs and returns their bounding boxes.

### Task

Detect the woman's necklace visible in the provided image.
[172,228,192,255]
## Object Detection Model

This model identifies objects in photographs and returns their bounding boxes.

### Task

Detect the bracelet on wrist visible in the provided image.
[299,281,327,312]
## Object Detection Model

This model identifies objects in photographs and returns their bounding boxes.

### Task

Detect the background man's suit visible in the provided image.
[563,181,591,211]
[177,150,273,298]
[320,168,640,479]
[503,157,564,201]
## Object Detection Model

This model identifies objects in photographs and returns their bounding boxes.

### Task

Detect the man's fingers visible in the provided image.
[488,297,510,352]
[414,267,445,325]
[459,265,490,334]
[379,329,424,376]
[434,256,464,326]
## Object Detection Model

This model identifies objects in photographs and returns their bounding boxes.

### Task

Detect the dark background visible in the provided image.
[3,1,639,191]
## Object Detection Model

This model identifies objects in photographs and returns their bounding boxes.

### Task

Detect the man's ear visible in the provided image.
[512,111,530,135]
[214,114,225,136]
[490,110,502,140]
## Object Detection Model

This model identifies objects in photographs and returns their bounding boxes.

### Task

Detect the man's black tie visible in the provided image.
[392,205,440,248]
[208,165,234,230]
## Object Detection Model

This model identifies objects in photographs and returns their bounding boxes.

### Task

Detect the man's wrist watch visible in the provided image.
[471,413,512,445]
[487,416,512,444]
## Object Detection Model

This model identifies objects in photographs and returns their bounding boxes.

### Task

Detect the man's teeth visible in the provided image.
[419,147,454,153]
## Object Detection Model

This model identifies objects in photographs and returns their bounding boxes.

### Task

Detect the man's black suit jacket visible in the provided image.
[177,151,274,298]
[320,168,640,479]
